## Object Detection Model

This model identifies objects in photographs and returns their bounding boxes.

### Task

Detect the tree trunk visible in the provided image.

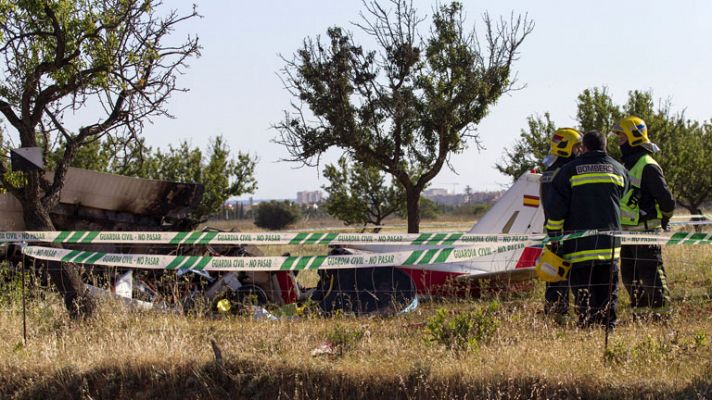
[405,187,421,234]
[680,204,696,215]
[22,199,94,319]
[677,201,706,233]
[689,204,705,233]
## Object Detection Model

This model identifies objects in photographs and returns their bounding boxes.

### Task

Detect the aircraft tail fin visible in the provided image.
[470,172,545,235]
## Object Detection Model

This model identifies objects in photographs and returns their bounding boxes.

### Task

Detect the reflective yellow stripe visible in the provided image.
[570,173,625,187]
[545,219,564,231]
[565,248,620,263]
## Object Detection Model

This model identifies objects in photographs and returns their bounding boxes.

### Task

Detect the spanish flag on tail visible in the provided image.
[523,194,540,208]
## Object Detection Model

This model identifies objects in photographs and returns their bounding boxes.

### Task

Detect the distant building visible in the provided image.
[423,189,503,206]
[296,190,323,205]
[424,188,449,197]
[466,191,503,204]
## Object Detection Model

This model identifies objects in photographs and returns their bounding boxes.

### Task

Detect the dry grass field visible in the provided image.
[204,216,478,234]
[0,225,710,399]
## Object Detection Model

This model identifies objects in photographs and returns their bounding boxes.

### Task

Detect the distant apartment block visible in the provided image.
[296,190,323,204]
[423,188,503,206]
[424,188,449,197]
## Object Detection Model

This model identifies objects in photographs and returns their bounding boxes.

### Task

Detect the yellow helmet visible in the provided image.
[612,116,649,146]
[535,246,572,283]
[549,128,582,158]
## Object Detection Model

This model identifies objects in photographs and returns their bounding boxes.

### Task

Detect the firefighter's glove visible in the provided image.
[547,241,561,255]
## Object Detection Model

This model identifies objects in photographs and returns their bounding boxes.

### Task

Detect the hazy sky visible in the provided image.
[143,0,712,199]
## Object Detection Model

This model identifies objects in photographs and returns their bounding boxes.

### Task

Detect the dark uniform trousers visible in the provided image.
[620,244,669,309]
[569,260,619,328]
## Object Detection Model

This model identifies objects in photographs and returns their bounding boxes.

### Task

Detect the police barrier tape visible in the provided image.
[551,230,712,246]
[2,230,711,247]
[0,231,538,246]
[0,230,712,246]
[13,231,712,273]
[21,242,530,272]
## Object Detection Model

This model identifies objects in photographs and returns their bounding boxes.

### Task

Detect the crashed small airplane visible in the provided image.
[342,172,544,296]
[2,168,546,315]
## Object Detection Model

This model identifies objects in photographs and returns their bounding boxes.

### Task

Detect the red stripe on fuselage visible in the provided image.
[274,271,298,304]
[516,246,542,269]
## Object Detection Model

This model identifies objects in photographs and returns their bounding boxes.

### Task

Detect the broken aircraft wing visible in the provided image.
[0,167,204,231]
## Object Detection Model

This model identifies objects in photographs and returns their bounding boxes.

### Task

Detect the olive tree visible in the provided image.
[274,0,533,233]
[322,156,404,227]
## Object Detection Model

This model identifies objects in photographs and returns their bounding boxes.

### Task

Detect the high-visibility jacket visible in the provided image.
[620,151,675,231]
[544,151,629,263]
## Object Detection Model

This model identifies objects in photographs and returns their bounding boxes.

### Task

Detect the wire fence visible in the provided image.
[1,243,708,309]
[0,227,710,355]
[0,227,712,322]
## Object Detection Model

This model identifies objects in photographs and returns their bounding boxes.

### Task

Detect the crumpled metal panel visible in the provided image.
[58,167,203,218]
[0,167,204,231]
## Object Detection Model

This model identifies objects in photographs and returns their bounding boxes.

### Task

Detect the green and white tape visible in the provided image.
[15,230,711,273]
[621,231,712,245]
[3,230,711,247]
[544,230,712,246]
[22,242,530,272]
[0,231,537,246]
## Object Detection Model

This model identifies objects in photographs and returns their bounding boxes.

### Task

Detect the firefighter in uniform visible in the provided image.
[545,130,628,327]
[612,116,675,317]
[540,128,582,316]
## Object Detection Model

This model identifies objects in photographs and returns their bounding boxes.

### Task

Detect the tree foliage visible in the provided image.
[197,136,258,219]
[495,113,554,178]
[576,88,622,134]
[254,200,302,230]
[397,196,440,220]
[141,136,258,220]
[322,156,404,226]
[657,118,712,213]
[274,0,533,232]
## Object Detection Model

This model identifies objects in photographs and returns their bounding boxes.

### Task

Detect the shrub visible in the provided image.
[325,324,365,355]
[0,263,23,306]
[604,342,630,365]
[693,331,709,348]
[425,303,500,352]
[254,201,302,230]
[436,202,492,218]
